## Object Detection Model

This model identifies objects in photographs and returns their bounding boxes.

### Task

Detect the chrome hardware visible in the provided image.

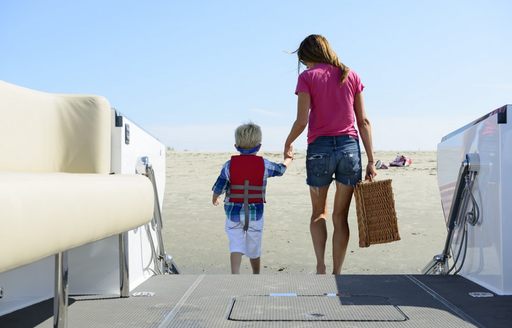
[136,156,180,274]
[54,251,68,328]
[119,232,130,297]
[124,124,130,145]
[423,153,480,275]
[162,254,180,275]
[136,156,150,175]
[423,254,449,275]
[132,291,155,297]
[468,292,494,298]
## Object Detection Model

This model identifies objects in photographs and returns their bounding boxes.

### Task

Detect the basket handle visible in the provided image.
[360,176,375,184]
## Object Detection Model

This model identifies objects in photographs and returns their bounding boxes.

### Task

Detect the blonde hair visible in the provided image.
[296,34,350,83]
[235,122,262,149]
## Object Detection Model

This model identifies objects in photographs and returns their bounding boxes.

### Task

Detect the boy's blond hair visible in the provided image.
[235,122,262,149]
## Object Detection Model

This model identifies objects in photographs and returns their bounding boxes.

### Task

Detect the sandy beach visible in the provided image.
[162,150,446,275]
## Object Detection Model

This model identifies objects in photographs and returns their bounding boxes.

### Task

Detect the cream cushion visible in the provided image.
[0,81,111,173]
[0,172,154,273]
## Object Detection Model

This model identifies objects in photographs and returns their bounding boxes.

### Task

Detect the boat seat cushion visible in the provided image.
[0,81,111,174]
[0,172,154,273]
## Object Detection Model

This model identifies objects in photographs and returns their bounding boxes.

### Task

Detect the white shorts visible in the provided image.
[225,218,264,259]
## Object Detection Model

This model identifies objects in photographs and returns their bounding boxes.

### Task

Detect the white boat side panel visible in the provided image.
[67,112,166,295]
[500,117,512,293]
[69,237,119,295]
[437,123,480,222]
[114,115,166,289]
[463,115,502,293]
[0,257,53,316]
[437,106,511,295]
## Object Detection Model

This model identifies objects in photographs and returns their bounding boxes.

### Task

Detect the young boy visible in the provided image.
[212,122,293,274]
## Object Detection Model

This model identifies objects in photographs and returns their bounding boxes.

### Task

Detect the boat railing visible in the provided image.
[137,156,180,276]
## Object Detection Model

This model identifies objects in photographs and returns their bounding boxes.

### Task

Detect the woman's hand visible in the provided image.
[283,92,309,160]
[365,162,377,181]
[284,144,294,160]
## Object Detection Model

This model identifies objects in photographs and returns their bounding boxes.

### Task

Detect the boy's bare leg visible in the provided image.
[332,182,354,275]
[309,186,329,274]
[250,257,260,274]
[230,252,243,274]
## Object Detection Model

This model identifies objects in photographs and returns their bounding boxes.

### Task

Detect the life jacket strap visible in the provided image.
[228,180,264,232]
[227,184,266,202]
[230,185,265,191]
[226,194,265,199]
[242,180,250,232]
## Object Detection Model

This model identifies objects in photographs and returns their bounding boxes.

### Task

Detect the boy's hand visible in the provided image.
[212,194,220,206]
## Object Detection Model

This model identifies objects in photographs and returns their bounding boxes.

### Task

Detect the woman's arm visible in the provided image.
[354,92,377,180]
[284,92,310,159]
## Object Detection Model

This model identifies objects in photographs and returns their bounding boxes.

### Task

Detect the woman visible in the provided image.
[284,34,377,274]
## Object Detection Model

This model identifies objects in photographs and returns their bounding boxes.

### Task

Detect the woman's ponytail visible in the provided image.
[297,34,350,84]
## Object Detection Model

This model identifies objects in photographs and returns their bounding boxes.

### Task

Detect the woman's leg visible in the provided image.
[332,182,354,274]
[309,185,330,274]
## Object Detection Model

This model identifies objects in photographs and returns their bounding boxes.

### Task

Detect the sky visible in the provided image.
[1,1,511,152]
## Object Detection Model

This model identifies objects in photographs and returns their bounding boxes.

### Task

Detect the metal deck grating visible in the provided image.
[3,274,510,327]
[228,295,407,321]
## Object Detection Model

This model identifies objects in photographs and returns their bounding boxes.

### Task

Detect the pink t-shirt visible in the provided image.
[295,63,364,144]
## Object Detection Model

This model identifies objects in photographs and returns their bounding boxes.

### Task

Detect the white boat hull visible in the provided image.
[437,105,511,295]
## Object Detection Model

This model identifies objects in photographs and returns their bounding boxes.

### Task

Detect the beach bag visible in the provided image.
[354,179,400,247]
[389,154,412,167]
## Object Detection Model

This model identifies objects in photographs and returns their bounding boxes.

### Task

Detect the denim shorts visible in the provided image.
[306,135,362,187]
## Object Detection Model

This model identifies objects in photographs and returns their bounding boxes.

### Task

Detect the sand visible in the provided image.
[162,151,446,275]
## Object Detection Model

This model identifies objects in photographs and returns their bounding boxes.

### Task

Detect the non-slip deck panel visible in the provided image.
[3,274,504,327]
[0,275,197,328]
[229,295,407,321]
[414,275,512,328]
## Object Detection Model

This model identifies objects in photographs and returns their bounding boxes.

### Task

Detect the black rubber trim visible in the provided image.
[497,105,507,124]
[114,111,123,127]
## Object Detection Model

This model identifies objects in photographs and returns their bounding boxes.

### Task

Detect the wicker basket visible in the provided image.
[354,179,400,247]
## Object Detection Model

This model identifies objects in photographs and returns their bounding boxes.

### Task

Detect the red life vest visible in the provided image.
[228,155,265,204]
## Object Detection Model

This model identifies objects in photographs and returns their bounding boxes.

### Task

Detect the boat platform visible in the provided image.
[1,274,511,327]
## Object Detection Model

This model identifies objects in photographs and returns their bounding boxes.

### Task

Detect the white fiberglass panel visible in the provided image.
[69,237,119,294]
[0,257,53,316]
[437,105,510,295]
[500,115,512,293]
[461,115,502,293]
[68,111,166,295]
[112,114,166,289]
